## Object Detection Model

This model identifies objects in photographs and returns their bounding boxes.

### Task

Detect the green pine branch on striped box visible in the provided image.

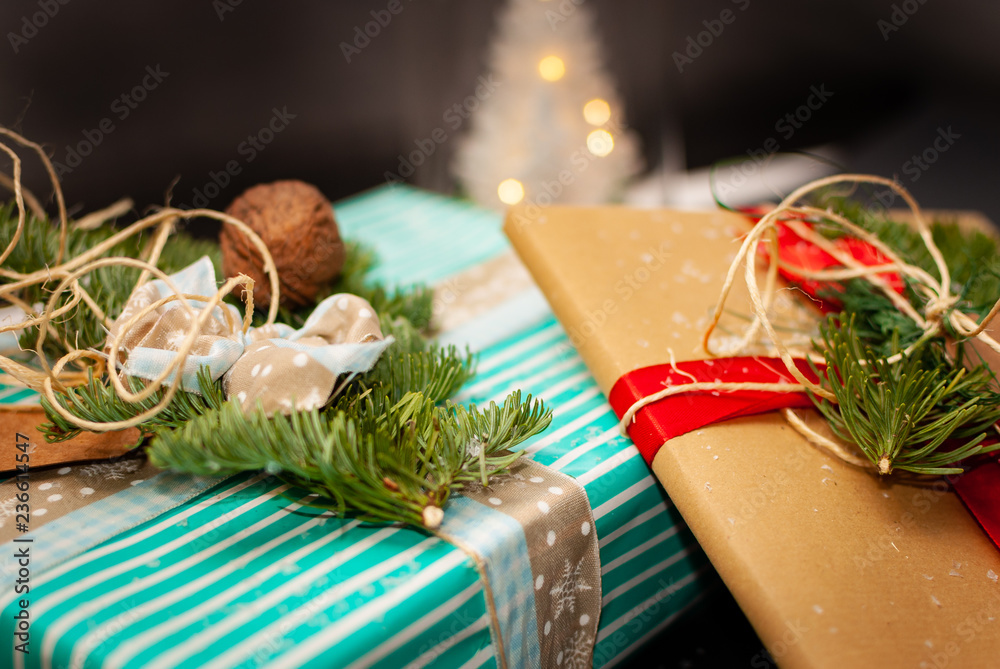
[2,202,551,528]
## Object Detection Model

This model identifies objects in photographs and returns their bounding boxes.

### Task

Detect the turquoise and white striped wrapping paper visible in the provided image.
[335,184,509,287]
[0,184,719,667]
[0,376,37,406]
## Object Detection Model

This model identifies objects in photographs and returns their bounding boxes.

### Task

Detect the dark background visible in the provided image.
[1,0,999,220]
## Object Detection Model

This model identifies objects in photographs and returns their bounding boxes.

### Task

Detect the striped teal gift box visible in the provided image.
[0,184,719,667]
[0,373,38,406]
[0,313,718,669]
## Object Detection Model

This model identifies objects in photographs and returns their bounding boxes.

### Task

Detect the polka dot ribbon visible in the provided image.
[108,257,393,414]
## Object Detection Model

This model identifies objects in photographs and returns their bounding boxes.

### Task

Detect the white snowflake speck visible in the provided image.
[465,437,482,458]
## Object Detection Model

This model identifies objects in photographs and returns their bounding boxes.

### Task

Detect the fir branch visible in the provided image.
[342,344,476,407]
[811,316,1000,475]
[146,390,550,527]
[40,366,224,443]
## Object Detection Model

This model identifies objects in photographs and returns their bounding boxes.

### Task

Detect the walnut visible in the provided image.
[221,180,346,309]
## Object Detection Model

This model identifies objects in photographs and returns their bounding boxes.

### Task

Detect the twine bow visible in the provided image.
[0,127,388,433]
[621,174,1000,469]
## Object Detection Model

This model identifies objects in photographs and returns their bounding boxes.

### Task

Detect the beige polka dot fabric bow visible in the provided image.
[107,257,393,414]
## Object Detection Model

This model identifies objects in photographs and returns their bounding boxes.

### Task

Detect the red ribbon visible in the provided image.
[609,211,1000,550]
[609,356,819,465]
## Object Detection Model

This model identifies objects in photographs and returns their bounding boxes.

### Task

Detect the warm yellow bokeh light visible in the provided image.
[538,56,566,82]
[583,98,611,125]
[586,129,614,157]
[498,178,525,205]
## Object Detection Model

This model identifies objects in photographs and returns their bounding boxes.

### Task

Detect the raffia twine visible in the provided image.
[620,174,1000,471]
[0,127,281,432]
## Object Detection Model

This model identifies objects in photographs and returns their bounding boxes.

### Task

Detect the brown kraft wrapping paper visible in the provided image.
[505,204,1000,668]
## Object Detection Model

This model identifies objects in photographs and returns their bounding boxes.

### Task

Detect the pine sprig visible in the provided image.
[39,367,226,442]
[787,194,1000,476]
[816,194,1000,326]
[812,314,1000,476]
[146,389,550,526]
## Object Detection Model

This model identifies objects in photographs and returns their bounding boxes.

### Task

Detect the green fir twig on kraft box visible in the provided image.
[699,174,1000,478]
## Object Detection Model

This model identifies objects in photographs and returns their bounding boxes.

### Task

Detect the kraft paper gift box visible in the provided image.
[506,205,1000,668]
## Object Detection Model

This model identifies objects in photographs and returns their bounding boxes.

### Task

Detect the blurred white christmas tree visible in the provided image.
[453,0,641,210]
